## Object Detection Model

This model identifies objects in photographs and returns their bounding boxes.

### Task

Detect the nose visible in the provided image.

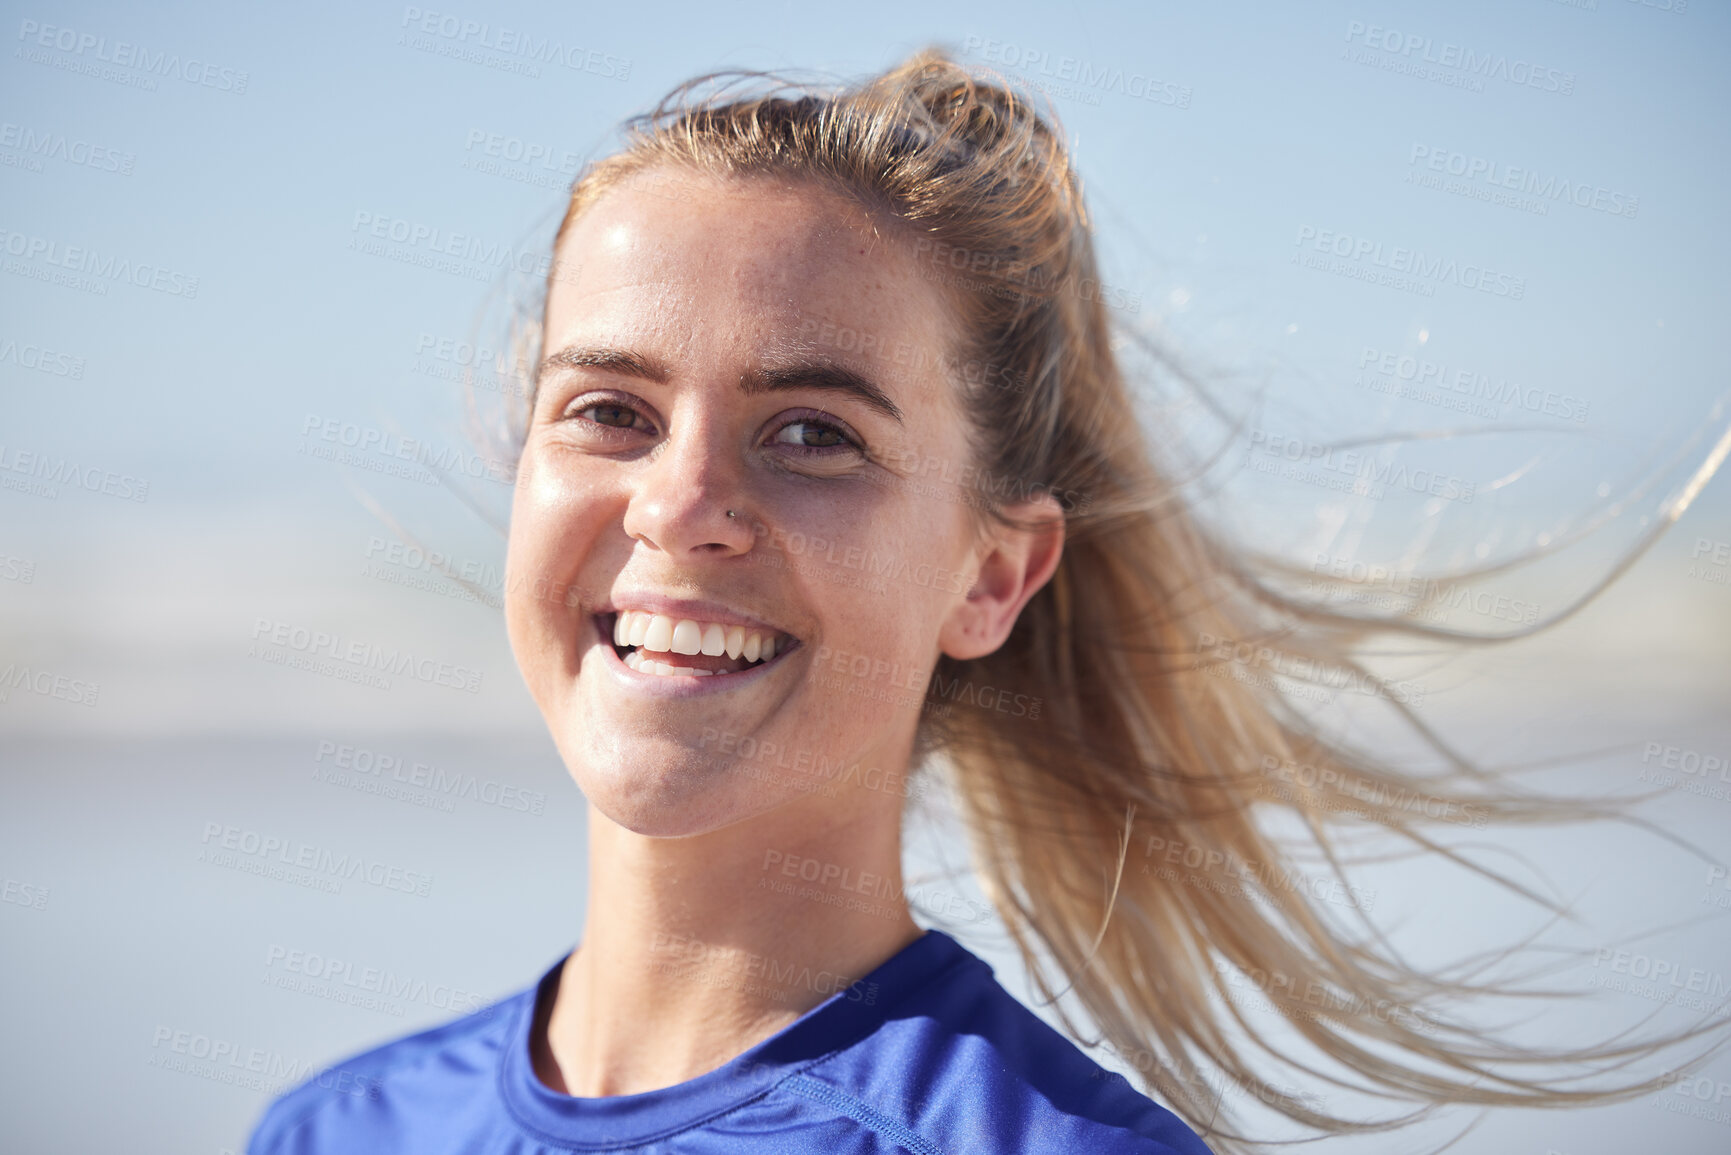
[621,415,756,557]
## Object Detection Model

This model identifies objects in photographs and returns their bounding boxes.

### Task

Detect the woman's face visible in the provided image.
[506,166,1006,838]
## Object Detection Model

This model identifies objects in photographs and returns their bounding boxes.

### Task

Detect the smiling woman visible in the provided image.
[506,169,1030,860]
[244,49,1723,1155]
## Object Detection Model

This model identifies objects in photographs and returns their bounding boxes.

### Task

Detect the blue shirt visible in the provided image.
[246,928,1214,1154]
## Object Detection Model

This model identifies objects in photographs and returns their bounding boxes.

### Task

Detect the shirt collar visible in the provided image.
[498,928,973,1149]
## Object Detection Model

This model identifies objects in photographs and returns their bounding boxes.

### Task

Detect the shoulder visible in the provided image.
[244,989,526,1155]
[796,943,1215,1154]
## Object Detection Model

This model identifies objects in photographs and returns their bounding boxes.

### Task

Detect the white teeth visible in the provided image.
[621,647,715,678]
[610,610,791,670]
[670,619,703,656]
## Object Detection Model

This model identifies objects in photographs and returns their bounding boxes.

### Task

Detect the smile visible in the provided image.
[596,611,799,679]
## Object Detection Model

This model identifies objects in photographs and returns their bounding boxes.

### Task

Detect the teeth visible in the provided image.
[611,611,787,667]
[622,647,717,677]
[670,619,703,656]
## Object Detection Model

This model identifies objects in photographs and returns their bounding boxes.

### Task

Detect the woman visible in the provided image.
[247,50,1713,1155]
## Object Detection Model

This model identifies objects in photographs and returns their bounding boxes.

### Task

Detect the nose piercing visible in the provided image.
[726,509,738,519]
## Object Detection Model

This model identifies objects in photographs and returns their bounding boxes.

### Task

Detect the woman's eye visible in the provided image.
[581,403,643,429]
[771,420,856,452]
[585,405,640,427]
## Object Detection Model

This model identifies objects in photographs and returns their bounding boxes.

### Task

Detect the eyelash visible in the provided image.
[561,393,865,459]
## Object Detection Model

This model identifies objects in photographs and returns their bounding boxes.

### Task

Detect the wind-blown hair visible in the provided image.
[523,48,1725,1151]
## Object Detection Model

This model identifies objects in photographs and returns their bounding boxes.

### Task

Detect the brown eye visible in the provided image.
[582,403,641,429]
[774,421,847,449]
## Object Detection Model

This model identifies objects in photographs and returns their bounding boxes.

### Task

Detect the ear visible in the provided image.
[938,493,1065,661]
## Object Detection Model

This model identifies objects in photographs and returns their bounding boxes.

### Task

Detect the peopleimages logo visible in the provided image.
[199,821,435,897]
[397,7,631,80]
[0,227,199,298]
[348,211,576,288]
[313,739,546,815]
[1407,145,1638,220]
[1294,226,1525,301]
[0,663,100,707]
[15,18,251,93]
[959,35,1192,109]
[462,129,582,176]
[300,414,515,485]
[263,944,490,1016]
[0,336,85,379]
[1343,20,1575,95]
[250,617,483,694]
[0,121,134,174]
[650,931,880,1006]
[1307,553,1542,627]
[0,443,149,502]
[1196,631,1427,706]
[146,1026,388,1104]
[1245,429,1477,507]
[1357,346,1588,423]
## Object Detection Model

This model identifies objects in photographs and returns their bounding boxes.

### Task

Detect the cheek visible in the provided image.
[817,528,966,675]
[504,456,602,663]
[510,452,604,574]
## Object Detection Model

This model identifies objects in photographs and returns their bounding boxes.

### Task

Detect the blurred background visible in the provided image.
[2,0,1727,1151]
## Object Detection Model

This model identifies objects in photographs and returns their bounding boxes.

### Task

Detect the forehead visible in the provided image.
[546,167,959,368]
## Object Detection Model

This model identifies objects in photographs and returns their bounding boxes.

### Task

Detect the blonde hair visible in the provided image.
[522,48,1726,1151]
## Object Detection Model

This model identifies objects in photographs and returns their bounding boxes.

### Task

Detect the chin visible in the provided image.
[561,730,774,839]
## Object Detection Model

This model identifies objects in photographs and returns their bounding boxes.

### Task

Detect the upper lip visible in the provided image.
[596,594,797,639]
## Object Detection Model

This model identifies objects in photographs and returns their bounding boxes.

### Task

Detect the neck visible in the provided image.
[532,791,922,1097]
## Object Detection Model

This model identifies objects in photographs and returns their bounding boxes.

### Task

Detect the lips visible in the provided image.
[598,610,798,678]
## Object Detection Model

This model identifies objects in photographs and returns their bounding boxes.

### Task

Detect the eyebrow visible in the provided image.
[539,345,904,425]
[540,345,667,383]
[739,363,903,425]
